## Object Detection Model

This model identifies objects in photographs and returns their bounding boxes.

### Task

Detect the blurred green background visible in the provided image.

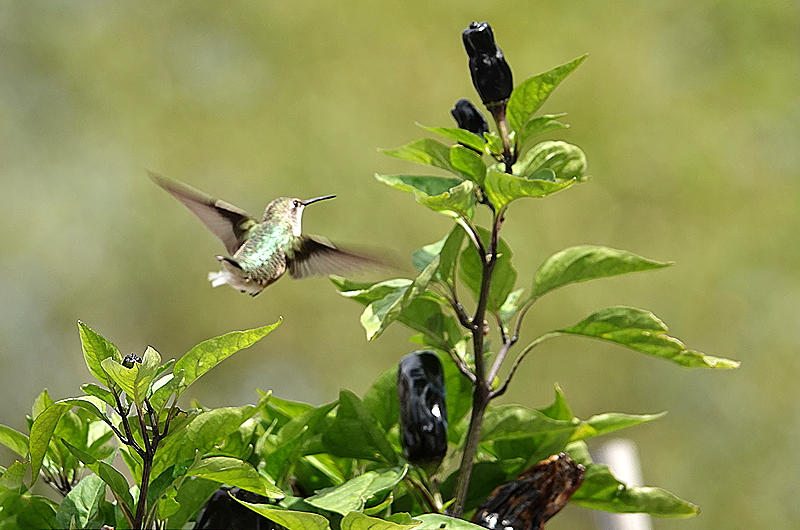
[1,1,798,528]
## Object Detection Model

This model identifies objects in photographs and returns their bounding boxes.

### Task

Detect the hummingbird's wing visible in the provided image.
[149,171,258,255]
[288,236,385,279]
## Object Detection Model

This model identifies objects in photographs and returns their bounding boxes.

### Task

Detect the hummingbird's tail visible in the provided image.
[207,256,264,296]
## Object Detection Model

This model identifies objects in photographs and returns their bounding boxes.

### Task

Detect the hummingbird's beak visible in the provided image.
[302,194,336,206]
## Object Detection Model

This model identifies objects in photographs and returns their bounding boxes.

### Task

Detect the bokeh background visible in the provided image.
[1,1,798,528]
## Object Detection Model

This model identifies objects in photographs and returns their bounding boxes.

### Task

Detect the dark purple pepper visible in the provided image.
[397,350,448,468]
[462,22,513,105]
[194,486,287,530]
[472,453,585,530]
[122,354,141,368]
[451,98,489,137]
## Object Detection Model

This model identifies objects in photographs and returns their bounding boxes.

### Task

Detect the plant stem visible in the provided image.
[450,212,502,517]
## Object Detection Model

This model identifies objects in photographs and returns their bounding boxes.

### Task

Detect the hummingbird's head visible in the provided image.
[264,195,336,236]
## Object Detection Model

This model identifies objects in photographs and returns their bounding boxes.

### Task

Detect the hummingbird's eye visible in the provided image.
[292,199,302,208]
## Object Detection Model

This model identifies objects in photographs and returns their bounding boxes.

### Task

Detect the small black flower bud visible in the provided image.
[122,354,142,368]
[462,22,513,105]
[451,99,489,137]
[472,453,585,530]
[397,350,448,470]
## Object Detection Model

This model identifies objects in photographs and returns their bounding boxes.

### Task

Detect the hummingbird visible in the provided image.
[150,171,383,296]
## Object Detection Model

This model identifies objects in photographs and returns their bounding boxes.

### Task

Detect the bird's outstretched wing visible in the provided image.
[149,171,257,255]
[288,236,386,279]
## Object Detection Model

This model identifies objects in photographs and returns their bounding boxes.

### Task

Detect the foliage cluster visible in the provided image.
[0,21,739,530]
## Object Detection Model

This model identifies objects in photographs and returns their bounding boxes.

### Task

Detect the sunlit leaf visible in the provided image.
[558,306,741,369]
[28,402,69,486]
[483,168,575,210]
[512,140,587,181]
[341,511,420,530]
[174,321,281,394]
[506,55,588,133]
[532,245,671,298]
[449,145,486,183]
[0,461,27,490]
[188,456,284,498]
[460,227,517,313]
[375,175,475,219]
[236,503,331,530]
[306,467,407,515]
[78,321,122,385]
[0,425,29,458]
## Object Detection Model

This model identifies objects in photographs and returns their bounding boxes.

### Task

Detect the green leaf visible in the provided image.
[480,405,578,467]
[235,503,331,530]
[381,138,463,176]
[517,114,569,147]
[499,288,526,326]
[0,490,58,529]
[572,462,698,517]
[362,365,400,432]
[166,477,221,530]
[375,174,475,219]
[0,461,27,490]
[538,384,574,421]
[0,425,29,458]
[78,321,123,384]
[341,511,421,530]
[532,245,671,298]
[188,456,284,498]
[558,306,741,369]
[79,383,115,408]
[174,321,281,394]
[60,439,135,517]
[512,140,588,181]
[571,411,666,441]
[415,513,489,530]
[459,227,517,313]
[411,227,466,287]
[449,145,486,183]
[483,167,575,210]
[306,467,407,515]
[375,174,463,197]
[362,258,440,341]
[54,474,106,530]
[322,390,398,465]
[100,347,160,407]
[28,402,70,486]
[418,124,487,153]
[507,54,588,133]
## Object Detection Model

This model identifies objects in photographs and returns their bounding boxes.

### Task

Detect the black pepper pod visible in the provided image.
[194,486,287,530]
[397,350,448,470]
[462,21,514,105]
[451,98,490,137]
[472,453,585,530]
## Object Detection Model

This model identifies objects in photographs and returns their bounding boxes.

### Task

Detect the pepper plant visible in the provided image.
[0,20,739,530]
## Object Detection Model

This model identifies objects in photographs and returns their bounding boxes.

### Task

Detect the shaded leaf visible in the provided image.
[559,306,740,369]
[450,145,486,183]
[0,461,27,490]
[532,245,671,298]
[507,55,588,133]
[79,383,115,408]
[460,227,517,313]
[418,124,486,153]
[571,462,698,517]
[517,114,569,147]
[381,138,462,175]
[28,402,69,486]
[341,511,420,530]
[322,390,398,465]
[54,474,106,529]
